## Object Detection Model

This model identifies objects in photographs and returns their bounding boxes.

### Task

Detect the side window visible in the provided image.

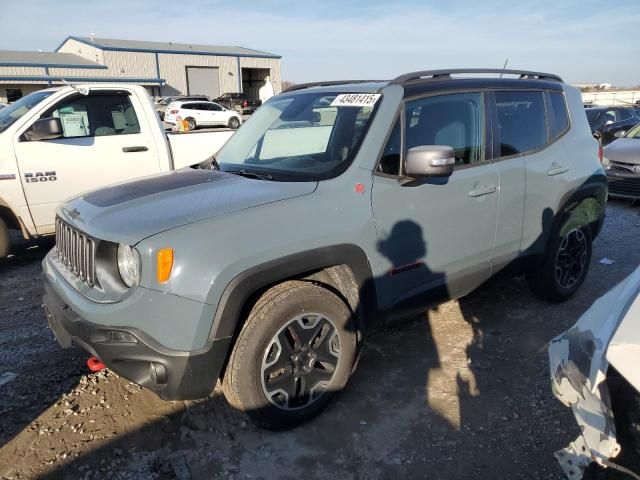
[377,119,401,175]
[548,92,570,139]
[495,91,547,157]
[405,92,485,166]
[182,103,195,110]
[618,109,632,121]
[47,94,140,138]
[210,103,223,111]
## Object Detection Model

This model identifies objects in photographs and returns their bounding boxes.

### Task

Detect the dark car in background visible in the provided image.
[587,106,640,144]
[214,92,261,114]
[602,122,640,199]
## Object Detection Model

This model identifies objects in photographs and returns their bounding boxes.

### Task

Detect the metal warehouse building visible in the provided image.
[0,36,281,103]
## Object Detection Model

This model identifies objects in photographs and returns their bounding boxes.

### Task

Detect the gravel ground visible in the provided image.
[1,200,639,480]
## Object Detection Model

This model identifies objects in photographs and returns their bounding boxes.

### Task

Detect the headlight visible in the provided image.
[601,156,610,167]
[117,244,140,288]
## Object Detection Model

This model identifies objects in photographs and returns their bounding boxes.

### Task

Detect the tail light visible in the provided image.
[243,100,248,108]
[169,109,179,115]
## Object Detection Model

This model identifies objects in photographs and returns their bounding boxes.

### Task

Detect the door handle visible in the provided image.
[547,164,569,176]
[122,146,149,153]
[467,184,497,197]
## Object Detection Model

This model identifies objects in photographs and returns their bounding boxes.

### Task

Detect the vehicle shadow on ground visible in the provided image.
[17,204,639,479]
[0,236,86,449]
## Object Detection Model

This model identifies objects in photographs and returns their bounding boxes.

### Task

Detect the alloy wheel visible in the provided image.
[555,228,587,289]
[261,313,341,410]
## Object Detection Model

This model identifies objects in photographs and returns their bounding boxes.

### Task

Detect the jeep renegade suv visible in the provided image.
[43,69,607,429]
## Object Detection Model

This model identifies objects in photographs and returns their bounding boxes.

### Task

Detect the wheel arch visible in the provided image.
[207,244,378,345]
[556,174,607,238]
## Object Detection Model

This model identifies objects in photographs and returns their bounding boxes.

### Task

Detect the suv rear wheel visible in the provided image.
[527,215,592,302]
[222,281,357,430]
[228,117,240,129]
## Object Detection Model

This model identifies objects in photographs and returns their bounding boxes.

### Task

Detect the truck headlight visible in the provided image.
[117,244,140,288]
[601,156,610,168]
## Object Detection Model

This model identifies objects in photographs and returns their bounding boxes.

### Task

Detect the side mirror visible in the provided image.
[593,130,602,140]
[26,118,63,141]
[405,145,455,178]
[614,130,627,138]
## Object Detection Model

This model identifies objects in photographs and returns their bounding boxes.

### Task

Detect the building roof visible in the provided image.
[64,36,281,59]
[0,50,105,69]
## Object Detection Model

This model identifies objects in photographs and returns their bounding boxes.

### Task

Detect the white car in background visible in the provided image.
[164,101,242,130]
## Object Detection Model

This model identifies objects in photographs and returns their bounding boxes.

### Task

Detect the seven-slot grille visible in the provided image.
[55,217,97,287]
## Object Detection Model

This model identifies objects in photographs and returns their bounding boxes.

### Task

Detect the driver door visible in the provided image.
[372,91,500,313]
[14,91,161,234]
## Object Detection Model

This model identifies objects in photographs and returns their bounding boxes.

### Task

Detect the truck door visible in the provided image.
[14,91,161,234]
[372,91,499,313]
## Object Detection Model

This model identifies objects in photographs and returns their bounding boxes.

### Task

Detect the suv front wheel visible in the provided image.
[527,215,592,302]
[222,281,357,430]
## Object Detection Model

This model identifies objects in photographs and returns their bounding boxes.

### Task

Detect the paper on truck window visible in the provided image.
[58,112,89,137]
[330,94,381,108]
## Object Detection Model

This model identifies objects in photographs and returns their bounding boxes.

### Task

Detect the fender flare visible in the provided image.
[207,244,377,342]
[542,173,607,255]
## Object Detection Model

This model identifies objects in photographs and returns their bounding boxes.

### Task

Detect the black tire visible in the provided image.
[222,280,357,430]
[186,118,197,131]
[526,214,592,302]
[228,117,240,129]
[0,217,10,258]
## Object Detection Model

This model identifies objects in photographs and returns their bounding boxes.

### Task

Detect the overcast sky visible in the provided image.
[2,0,640,86]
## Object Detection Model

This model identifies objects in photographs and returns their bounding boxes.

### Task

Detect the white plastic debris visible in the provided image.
[599,257,615,265]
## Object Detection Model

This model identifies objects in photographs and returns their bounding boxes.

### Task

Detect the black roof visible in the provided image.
[283,69,565,97]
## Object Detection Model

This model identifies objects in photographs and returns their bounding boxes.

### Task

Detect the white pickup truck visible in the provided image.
[0,84,235,257]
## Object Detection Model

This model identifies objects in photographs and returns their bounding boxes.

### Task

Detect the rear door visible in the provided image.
[492,89,574,259]
[14,91,161,233]
[208,103,228,125]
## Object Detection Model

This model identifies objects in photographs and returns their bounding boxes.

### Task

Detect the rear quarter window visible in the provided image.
[548,92,570,139]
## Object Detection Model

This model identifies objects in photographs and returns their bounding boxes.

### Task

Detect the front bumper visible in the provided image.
[606,169,640,199]
[43,274,231,401]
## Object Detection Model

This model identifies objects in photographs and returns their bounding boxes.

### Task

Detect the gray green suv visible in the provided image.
[43,69,607,429]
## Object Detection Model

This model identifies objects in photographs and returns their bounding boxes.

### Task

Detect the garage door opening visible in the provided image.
[186,67,220,99]
[241,68,271,100]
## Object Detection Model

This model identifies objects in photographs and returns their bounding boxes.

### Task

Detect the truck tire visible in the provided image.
[0,217,10,258]
[526,214,592,302]
[228,117,240,129]
[222,280,357,430]
[186,117,197,131]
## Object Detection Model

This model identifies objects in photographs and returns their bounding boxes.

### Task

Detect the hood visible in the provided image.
[604,138,640,165]
[57,169,317,245]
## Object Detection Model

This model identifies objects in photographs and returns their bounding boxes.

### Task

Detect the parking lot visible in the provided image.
[0,200,637,480]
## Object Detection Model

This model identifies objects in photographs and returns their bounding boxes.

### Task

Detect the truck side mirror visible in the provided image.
[405,145,455,178]
[26,118,63,141]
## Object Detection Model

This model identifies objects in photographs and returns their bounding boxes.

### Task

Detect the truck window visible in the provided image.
[45,94,141,138]
[0,90,54,133]
[405,92,485,166]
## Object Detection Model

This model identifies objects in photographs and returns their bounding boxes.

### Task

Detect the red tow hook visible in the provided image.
[87,356,106,372]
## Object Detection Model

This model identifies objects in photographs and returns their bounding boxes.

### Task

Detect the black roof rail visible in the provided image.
[283,80,384,93]
[391,69,563,84]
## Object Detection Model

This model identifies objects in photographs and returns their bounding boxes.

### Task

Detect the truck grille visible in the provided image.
[55,218,97,287]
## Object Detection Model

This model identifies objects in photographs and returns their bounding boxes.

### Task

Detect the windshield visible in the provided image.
[0,90,54,133]
[216,91,380,181]
[586,109,602,123]
[625,123,640,138]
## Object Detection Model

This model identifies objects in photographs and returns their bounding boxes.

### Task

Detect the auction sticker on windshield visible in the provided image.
[331,94,381,108]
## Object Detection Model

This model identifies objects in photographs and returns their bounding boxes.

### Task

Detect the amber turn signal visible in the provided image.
[157,248,174,283]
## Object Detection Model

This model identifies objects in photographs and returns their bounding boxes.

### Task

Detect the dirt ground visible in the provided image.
[1,200,639,480]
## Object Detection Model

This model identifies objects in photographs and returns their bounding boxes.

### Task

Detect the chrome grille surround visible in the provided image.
[55,217,97,287]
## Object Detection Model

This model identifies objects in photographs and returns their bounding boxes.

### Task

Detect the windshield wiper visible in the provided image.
[229,169,274,181]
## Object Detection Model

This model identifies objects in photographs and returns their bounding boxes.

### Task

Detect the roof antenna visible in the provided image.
[499,58,509,78]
